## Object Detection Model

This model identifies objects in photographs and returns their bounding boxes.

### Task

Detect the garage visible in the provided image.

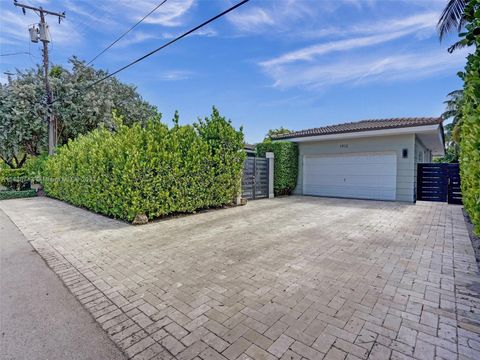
[271,117,446,202]
[303,152,397,201]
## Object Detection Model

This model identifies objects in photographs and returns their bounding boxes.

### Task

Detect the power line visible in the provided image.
[86,0,169,66]
[0,51,32,56]
[53,0,250,104]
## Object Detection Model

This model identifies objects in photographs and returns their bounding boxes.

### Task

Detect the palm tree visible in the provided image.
[437,0,466,40]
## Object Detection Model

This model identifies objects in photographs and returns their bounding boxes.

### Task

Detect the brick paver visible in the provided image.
[1,196,479,360]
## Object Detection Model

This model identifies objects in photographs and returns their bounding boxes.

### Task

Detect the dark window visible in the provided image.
[402,148,408,158]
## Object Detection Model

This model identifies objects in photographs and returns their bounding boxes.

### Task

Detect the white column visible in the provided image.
[266,152,274,198]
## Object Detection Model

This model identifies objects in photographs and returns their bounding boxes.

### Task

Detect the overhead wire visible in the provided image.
[86,0,169,66]
[52,0,250,104]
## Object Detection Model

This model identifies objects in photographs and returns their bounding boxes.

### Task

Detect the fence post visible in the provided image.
[266,152,274,198]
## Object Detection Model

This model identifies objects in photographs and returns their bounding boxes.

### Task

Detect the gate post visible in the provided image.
[266,152,274,198]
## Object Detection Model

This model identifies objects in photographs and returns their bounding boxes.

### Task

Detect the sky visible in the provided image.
[0,0,469,143]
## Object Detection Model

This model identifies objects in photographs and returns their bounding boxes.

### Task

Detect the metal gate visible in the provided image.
[242,157,269,200]
[417,163,462,204]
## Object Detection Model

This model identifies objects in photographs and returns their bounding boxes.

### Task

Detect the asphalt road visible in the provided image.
[0,207,126,360]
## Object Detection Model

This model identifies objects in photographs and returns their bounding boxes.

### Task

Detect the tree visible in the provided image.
[457,0,480,232]
[264,127,292,141]
[437,0,467,40]
[436,90,463,163]
[0,57,160,168]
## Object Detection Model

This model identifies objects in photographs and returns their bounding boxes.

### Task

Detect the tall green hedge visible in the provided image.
[459,1,480,233]
[256,141,298,195]
[42,108,245,222]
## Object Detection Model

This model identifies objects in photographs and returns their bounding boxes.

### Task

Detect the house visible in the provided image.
[272,117,445,202]
[244,143,256,157]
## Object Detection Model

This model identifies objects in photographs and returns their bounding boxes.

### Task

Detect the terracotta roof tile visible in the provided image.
[271,117,443,140]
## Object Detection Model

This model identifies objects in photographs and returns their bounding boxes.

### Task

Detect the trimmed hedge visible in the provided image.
[42,108,245,222]
[0,168,30,191]
[0,189,36,200]
[459,2,480,233]
[257,141,298,195]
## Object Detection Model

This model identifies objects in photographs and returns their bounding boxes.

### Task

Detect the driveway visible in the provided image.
[1,196,479,360]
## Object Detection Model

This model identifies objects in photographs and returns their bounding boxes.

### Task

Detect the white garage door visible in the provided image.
[303,152,397,201]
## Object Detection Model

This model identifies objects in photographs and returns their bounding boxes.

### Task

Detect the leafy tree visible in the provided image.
[457,0,480,232]
[436,90,464,162]
[264,127,292,141]
[437,0,467,40]
[0,57,160,168]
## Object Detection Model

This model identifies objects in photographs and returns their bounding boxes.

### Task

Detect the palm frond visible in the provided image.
[447,89,464,97]
[448,39,468,53]
[437,0,467,40]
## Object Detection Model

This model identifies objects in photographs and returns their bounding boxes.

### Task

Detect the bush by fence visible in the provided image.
[256,141,298,195]
[43,108,245,222]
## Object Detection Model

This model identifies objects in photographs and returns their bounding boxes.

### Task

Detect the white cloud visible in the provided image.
[257,9,453,90]
[158,70,194,81]
[119,0,195,27]
[263,48,467,89]
[261,31,413,68]
[227,7,275,32]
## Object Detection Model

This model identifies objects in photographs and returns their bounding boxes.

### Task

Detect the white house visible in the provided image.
[272,117,445,202]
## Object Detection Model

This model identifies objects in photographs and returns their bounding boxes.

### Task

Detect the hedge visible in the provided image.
[459,1,480,233]
[0,189,37,200]
[42,108,245,222]
[0,168,30,191]
[256,141,298,195]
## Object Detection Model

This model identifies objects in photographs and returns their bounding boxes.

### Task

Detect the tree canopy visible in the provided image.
[0,57,160,168]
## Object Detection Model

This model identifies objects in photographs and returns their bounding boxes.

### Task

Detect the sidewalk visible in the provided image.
[0,207,126,360]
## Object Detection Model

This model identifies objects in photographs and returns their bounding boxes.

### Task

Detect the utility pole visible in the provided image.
[13,0,65,155]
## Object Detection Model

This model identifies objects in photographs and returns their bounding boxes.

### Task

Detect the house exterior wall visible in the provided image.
[293,134,417,202]
[413,136,432,200]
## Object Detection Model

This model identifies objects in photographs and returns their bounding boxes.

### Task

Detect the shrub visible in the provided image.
[42,108,245,222]
[459,1,480,234]
[0,189,36,201]
[24,153,49,183]
[0,168,30,191]
[256,141,298,195]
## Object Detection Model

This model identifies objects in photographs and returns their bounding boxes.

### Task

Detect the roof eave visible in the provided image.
[273,124,442,144]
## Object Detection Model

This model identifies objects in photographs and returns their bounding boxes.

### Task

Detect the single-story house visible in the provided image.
[272,117,445,202]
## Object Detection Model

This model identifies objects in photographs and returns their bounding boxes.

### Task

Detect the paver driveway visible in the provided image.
[1,196,479,360]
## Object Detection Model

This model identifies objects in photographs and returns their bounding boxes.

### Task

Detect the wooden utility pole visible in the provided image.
[13,1,65,155]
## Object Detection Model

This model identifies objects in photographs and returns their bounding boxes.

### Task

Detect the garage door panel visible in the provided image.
[303,153,397,201]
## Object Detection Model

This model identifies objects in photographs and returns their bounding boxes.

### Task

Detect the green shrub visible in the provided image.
[24,153,49,183]
[42,108,245,222]
[0,168,30,191]
[459,1,480,234]
[0,189,36,200]
[256,141,298,195]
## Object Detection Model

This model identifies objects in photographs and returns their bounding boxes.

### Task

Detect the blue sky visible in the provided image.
[0,0,468,143]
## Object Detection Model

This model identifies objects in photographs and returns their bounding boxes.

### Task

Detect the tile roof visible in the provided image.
[271,117,443,140]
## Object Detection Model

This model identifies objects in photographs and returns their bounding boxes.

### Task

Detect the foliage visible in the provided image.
[458,0,480,233]
[256,141,298,196]
[438,0,467,41]
[42,108,245,222]
[0,189,37,201]
[435,122,460,162]
[0,57,159,169]
[0,168,30,191]
[24,154,49,183]
[264,127,292,141]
